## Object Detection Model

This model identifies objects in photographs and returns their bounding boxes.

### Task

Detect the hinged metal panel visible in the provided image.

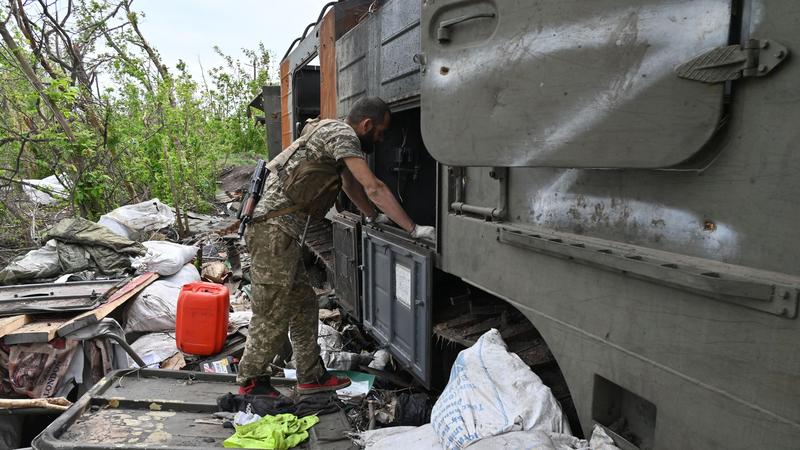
[336,13,377,116]
[379,0,422,102]
[362,227,432,385]
[336,0,422,115]
[420,0,733,168]
[332,213,361,320]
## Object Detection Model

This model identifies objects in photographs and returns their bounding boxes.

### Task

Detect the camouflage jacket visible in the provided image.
[253,119,365,239]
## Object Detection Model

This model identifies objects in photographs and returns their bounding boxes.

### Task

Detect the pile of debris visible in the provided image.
[0,200,190,397]
[0,182,419,448]
[1,171,621,449]
[0,198,231,444]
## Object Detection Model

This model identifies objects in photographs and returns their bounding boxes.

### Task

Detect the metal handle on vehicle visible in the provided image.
[437,13,496,42]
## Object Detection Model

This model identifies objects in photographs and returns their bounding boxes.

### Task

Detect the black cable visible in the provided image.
[280,1,340,62]
[315,1,339,25]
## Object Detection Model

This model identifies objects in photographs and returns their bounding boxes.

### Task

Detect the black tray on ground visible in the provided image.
[32,369,356,450]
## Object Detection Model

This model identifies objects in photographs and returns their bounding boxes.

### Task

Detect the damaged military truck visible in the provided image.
[254,1,799,449]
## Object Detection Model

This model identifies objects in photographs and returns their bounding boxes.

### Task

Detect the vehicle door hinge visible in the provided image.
[676,39,789,83]
[413,53,427,73]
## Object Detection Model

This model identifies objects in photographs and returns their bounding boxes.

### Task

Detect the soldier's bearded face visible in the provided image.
[356,113,392,154]
[357,113,391,153]
[358,129,378,154]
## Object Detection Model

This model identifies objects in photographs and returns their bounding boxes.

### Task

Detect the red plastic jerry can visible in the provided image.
[176,281,229,356]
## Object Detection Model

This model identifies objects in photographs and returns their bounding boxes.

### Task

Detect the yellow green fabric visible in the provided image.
[223,413,319,449]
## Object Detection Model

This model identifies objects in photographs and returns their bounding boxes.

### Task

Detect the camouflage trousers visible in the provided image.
[236,221,326,385]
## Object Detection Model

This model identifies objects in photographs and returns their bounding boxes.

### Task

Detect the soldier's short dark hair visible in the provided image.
[346,97,390,125]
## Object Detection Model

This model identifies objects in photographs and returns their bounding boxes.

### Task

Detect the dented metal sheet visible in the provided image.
[0,279,121,316]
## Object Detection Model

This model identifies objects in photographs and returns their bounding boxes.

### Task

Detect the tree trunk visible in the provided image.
[0,20,75,142]
[162,141,187,238]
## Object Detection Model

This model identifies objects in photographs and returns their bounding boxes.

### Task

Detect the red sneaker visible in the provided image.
[238,377,282,398]
[296,374,351,395]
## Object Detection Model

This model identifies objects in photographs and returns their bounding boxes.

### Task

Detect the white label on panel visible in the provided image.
[395,263,412,309]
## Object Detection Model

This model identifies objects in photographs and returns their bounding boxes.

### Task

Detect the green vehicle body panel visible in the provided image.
[281,0,800,448]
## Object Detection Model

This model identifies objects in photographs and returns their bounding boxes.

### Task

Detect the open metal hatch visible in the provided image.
[362,226,433,385]
[420,0,734,168]
[332,212,361,320]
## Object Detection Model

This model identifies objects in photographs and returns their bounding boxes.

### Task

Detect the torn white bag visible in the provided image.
[430,329,570,450]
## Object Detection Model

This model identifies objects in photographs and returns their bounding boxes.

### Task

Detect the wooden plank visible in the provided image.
[280,59,292,148]
[56,272,158,337]
[4,318,67,345]
[0,397,71,411]
[0,315,33,339]
[319,9,338,119]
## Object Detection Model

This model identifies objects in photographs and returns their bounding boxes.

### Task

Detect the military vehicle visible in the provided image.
[253,1,799,448]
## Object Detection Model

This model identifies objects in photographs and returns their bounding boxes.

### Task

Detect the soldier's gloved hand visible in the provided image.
[410,225,436,241]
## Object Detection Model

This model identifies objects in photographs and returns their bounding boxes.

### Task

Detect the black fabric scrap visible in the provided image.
[393,392,432,426]
[217,392,295,416]
[217,391,343,418]
[294,392,343,417]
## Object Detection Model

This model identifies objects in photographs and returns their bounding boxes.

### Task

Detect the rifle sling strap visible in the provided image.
[265,119,337,173]
[252,118,339,224]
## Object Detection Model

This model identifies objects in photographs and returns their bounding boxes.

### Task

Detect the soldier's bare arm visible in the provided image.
[341,167,378,219]
[342,156,415,233]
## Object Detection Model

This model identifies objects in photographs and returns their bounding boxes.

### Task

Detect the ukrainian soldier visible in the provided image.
[238,97,435,396]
